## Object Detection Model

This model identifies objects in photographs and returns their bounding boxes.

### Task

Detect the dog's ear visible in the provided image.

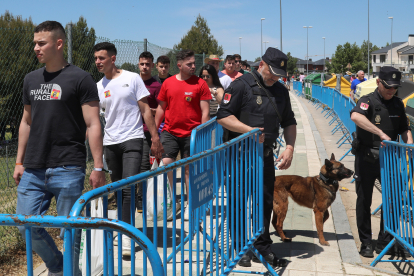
[330,153,335,161]
[325,159,333,169]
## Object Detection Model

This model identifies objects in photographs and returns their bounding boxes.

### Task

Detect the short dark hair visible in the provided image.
[157,55,170,65]
[34,21,66,41]
[176,50,194,62]
[139,51,154,62]
[233,54,241,60]
[225,55,235,63]
[93,42,117,56]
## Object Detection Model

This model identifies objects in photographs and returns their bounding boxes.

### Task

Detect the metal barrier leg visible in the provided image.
[338,137,351,148]
[370,238,396,267]
[371,203,382,215]
[274,153,279,170]
[332,124,345,135]
[339,148,353,161]
[329,116,338,125]
[336,132,348,144]
[331,122,342,133]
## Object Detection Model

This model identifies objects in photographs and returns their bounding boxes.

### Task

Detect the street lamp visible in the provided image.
[368,0,370,79]
[303,26,313,75]
[389,16,393,67]
[322,37,326,72]
[280,0,282,51]
[239,37,242,56]
[263,41,269,52]
[261,18,265,57]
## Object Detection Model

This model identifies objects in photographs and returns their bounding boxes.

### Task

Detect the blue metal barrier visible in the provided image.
[68,129,275,276]
[371,141,414,266]
[293,81,303,97]
[0,215,164,276]
[190,117,223,156]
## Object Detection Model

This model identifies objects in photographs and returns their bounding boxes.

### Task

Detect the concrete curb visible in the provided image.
[297,97,362,265]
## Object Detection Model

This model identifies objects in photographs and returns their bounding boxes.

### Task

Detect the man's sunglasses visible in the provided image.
[201,75,210,79]
[380,79,397,90]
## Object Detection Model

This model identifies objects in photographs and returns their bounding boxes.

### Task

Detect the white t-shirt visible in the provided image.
[97,70,150,146]
[219,74,232,90]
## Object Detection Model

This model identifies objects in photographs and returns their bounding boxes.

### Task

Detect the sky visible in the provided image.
[2,0,414,62]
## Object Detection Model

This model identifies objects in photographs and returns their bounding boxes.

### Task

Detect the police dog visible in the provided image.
[272,153,353,246]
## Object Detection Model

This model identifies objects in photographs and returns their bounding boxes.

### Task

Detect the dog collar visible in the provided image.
[319,173,338,186]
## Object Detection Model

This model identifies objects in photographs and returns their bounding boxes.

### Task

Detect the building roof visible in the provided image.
[371,42,405,54]
[296,58,313,65]
[397,45,413,53]
[312,58,329,65]
[401,47,414,55]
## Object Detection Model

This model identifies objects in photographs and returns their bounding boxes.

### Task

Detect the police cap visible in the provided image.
[262,47,288,77]
[379,66,401,88]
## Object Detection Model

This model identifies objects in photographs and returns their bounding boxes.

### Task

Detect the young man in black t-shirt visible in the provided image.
[13,21,105,276]
[153,55,172,84]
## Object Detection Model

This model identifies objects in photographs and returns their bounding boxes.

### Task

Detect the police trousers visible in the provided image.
[228,151,275,256]
[354,152,391,244]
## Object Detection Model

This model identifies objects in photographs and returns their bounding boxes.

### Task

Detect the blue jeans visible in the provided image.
[16,166,85,274]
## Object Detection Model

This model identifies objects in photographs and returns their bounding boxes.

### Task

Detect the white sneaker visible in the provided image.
[184,206,190,221]
[122,235,132,257]
[48,271,63,276]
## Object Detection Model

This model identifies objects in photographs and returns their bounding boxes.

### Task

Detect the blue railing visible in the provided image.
[293,81,303,97]
[0,215,164,276]
[190,117,223,156]
[68,129,275,276]
[310,84,356,161]
[371,141,414,266]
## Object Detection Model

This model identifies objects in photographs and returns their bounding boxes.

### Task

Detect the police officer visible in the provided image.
[217,48,297,268]
[350,66,413,258]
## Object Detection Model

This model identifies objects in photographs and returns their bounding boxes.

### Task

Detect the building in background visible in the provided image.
[372,35,414,74]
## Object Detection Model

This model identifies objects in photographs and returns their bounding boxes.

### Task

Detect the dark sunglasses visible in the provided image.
[380,79,397,90]
[235,60,241,63]
[201,75,210,79]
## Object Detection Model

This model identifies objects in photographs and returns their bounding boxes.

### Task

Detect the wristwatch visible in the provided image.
[93,168,112,174]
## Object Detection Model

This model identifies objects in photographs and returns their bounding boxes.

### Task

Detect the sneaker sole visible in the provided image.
[122,249,132,256]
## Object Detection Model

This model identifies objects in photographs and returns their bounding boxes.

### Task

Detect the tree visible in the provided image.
[120,62,139,73]
[174,15,223,56]
[286,52,298,75]
[0,11,38,131]
[254,57,261,62]
[360,40,379,73]
[66,17,99,81]
[329,42,365,74]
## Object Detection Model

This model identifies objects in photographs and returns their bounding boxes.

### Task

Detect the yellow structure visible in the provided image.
[354,78,378,102]
[403,93,414,107]
[323,75,352,97]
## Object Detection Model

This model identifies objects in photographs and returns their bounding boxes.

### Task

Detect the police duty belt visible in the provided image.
[248,72,283,123]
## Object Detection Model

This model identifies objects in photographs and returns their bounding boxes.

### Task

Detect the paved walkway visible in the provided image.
[37,90,399,275]
[228,92,394,276]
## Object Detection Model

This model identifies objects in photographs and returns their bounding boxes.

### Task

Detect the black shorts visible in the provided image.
[160,131,191,159]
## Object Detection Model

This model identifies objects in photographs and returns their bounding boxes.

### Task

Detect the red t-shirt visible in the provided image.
[158,75,212,137]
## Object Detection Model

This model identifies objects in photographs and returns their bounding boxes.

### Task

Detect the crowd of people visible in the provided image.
[12,20,299,275]
[10,18,413,276]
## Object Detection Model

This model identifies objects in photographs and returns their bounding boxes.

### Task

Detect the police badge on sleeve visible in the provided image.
[223,93,232,104]
[360,102,369,110]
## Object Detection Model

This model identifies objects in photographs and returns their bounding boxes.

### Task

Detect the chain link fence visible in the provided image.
[0,25,221,257]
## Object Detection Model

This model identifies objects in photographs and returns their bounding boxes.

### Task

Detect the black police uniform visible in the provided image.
[216,69,296,256]
[351,89,410,246]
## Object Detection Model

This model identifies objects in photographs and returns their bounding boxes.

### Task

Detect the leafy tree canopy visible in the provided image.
[174,15,223,56]
[286,52,298,76]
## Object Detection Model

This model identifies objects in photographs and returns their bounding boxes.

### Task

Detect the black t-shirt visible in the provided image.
[217,70,296,135]
[350,89,410,136]
[22,65,99,168]
[153,74,172,84]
